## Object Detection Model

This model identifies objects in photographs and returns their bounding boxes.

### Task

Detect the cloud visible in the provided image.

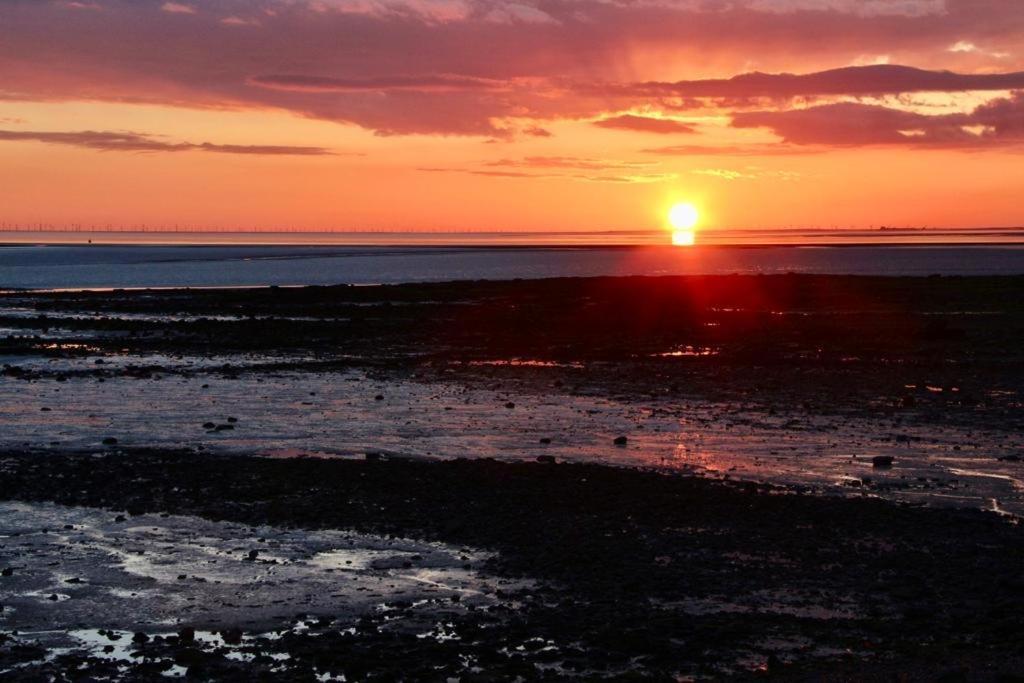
[691,167,803,181]
[641,143,822,156]
[0,130,336,155]
[160,2,196,14]
[3,0,1024,136]
[420,158,672,183]
[486,156,656,171]
[250,73,509,93]
[592,114,696,134]
[221,16,261,26]
[590,65,1024,100]
[730,91,1024,147]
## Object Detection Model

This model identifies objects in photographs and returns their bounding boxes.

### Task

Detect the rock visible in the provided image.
[613,436,629,446]
[246,549,259,561]
[221,628,243,645]
[132,632,149,644]
[998,454,1021,462]
[539,437,552,444]
[40,407,51,412]
[202,422,216,429]
[505,402,516,409]
[214,424,234,431]
[374,394,385,401]
[1,567,12,577]
[114,515,127,522]
[102,437,118,446]
[177,627,195,644]
[47,594,59,601]
[227,417,238,423]
[365,452,383,461]
[536,455,556,464]
[872,455,894,468]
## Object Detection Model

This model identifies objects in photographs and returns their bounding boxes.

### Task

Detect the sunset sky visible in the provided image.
[1,0,1023,233]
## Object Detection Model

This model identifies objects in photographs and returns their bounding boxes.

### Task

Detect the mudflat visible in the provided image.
[2,274,1024,679]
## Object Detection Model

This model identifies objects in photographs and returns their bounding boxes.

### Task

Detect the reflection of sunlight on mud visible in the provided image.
[465,359,584,369]
[668,431,751,476]
[3,361,1024,516]
[652,346,720,358]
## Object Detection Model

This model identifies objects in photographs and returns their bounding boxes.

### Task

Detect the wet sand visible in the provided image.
[2,275,1024,679]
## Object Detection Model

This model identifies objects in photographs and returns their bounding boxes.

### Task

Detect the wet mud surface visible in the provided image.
[2,275,1024,679]
[2,275,1024,513]
[3,274,1023,427]
[2,452,1024,680]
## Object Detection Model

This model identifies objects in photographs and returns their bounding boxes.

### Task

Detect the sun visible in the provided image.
[667,202,699,246]
[668,203,699,230]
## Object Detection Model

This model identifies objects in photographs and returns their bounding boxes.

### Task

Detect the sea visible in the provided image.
[2,228,1024,289]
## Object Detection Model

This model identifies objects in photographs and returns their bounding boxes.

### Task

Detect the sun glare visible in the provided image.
[668,203,699,246]
[668,203,699,231]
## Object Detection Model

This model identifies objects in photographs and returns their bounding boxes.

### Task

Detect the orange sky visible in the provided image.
[0,0,1022,233]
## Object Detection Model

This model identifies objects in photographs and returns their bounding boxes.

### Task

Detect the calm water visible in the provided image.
[2,227,1024,289]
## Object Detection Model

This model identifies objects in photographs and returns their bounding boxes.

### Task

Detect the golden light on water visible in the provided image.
[668,202,699,246]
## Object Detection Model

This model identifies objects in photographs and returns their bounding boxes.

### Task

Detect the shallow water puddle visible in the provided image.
[0,501,518,643]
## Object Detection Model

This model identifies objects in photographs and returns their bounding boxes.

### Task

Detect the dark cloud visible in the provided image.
[591,65,1024,100]
[731,92,1024,147]
[1,0,1023,136]
[0,130,335,155]
[250,73,508,93]
[592,115,696,134]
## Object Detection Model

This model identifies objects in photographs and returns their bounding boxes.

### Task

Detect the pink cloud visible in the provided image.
[592,115,696,134]
[731,92,1024,147]
[0,129,335,155]
[591,65,1024,100]
[1,0,1023,137]
[250,73,509,93]
[160,2,196,14]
